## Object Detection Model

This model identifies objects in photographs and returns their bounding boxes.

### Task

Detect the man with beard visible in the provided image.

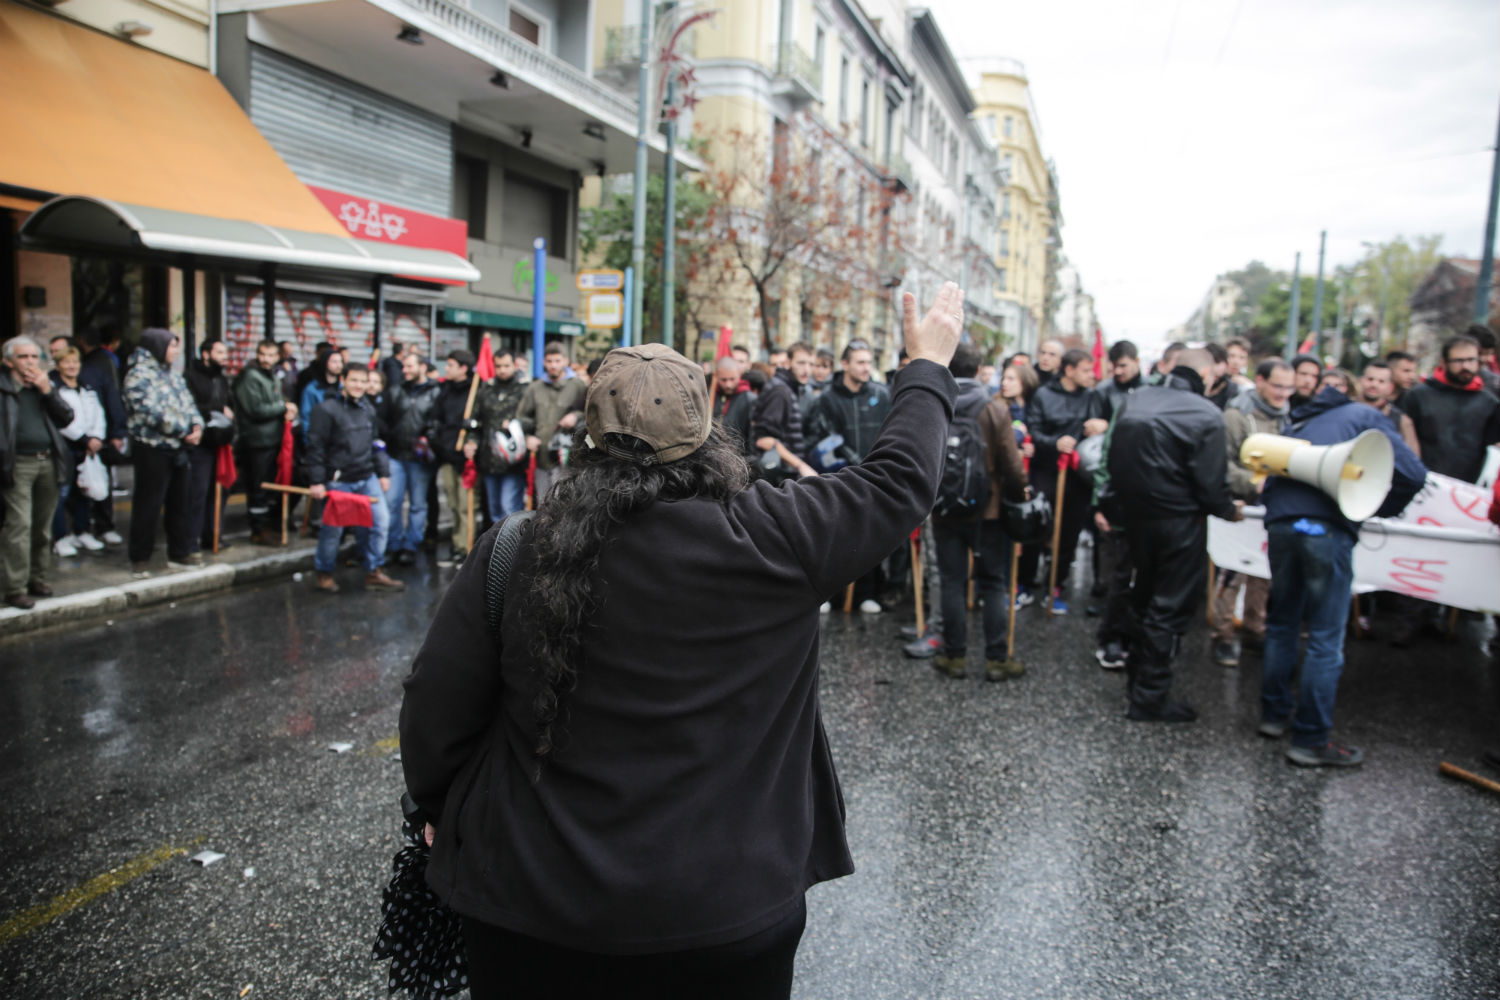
[1288,354,1322,411]
[184,338,236,554]
[464,350,530,523]
[1357,361,1420,456]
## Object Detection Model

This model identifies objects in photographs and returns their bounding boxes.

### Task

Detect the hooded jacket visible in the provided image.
[1092,372,1141,421]
[1400,371,1500,483]
[123,332,200,450]
[804,376,892,465]
[1223,387,1289,499]
[751,369,807,459]
[232,363,289,450]
[1263,386,1427,538]
[0,368,74,487]
[185,357,235,448]
[1102,368,1238,522]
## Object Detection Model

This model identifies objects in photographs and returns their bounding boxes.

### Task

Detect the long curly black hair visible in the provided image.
[522,423,750,771]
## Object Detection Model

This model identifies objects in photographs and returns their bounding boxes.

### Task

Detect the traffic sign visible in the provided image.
[577,269,626,292]
[586,292,624,328]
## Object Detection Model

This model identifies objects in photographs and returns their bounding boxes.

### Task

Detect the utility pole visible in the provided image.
[629,0,653,343]
[1475,96,1500,323]
[1285,252,1301,360]
[662,74,677,348]
[1310,230,1326,357]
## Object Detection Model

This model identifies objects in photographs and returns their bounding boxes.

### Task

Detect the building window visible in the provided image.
[814,25,825,69]
[1003,152,1013,173]
[1001,191,1011,219]
[998,267,1007,293]
[501,171,568,255]
[860,78,871,148]
[949,138,959,182]
[838,56,849,123]
[1004,115,1014,139]
[507,3,547,47]
[454,154,489,241]
[999,229,1009,257]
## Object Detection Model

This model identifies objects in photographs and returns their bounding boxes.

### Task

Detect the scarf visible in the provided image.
[1431,367,1480,391]
[1230,386,1290,425]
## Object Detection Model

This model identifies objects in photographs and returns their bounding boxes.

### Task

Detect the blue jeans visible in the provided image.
[315,475,389,573]
[53,479,93,538]
[483,471,527,521]
[1261,519,1355,749]
[384,459,434,554]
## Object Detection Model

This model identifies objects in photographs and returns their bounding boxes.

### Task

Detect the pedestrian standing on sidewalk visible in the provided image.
[400,283,965,1000]
[517,343,586,507]
[48,347,107,557]
[123,329,202,576]
[929,342,1030,682]
[385,352,439,565]
[184,338,236,555]
[434,349,478,563]
[1259,384,1425,765]
[234,340,296,546]
[1,336,74,609]
[1096,348,1241,723]
[1089,343,1143,670]
[469,350,528,522]
[77,324,129,547]
[1210,359,1293,667]
[305,365,403,594]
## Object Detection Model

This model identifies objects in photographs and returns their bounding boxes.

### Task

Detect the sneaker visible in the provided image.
[1212,639,1241,667]
[1049,590,1068,615]
[1126,701,1198,723]
[53,536,79,558]
[74,532,106,552]
[985,657,1025,682]
[1013,588,1034,611]
[365,569,406,592]
[818,602,831,614]
[1286,742,1364,767]
[859,599,882,614]
[903,633,943,659]
[1258,717,1288,739]
[166,555,203,570]
[130,564,152,579]
[932,654,967,679]
[1095,642,1127,670]
[101,530,124,546]
[899,620,943,639]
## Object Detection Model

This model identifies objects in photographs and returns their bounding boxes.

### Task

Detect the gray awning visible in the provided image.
[17,196,480,283]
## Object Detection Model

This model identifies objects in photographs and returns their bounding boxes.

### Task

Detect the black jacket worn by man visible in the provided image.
[1400,372,1500,483]
[805,377,892,466]
[473,375,528,476]
[185,358,235,448]
[400,360,958,956]
[390,378,440,462]
[1092,372,1141,421]
[0,369,74,488]
[433,377,474,465]
[1104,370,1239,522]
[713,388,757,455]
[1025,380,1105,474]
[752,368,807,459]
[305,394,390,485]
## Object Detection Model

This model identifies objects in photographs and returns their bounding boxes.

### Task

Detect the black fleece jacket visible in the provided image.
[1104,371,1237,522]
[399,360,957,956]
[1026,379,1105,474]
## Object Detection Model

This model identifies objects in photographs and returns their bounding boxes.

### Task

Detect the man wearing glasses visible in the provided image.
[1,336,76,609]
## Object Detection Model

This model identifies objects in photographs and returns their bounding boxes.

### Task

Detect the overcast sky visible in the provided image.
[923,0,1499,352]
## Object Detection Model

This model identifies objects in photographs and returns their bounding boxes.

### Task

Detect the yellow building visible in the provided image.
[971,60,1059,354]
[593,0,914,365]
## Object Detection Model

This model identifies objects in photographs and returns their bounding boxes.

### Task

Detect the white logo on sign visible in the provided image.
[336,199,409,241]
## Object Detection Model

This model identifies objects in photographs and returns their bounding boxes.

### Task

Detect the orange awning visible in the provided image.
[0,2,346,237]
[0,193,40,215]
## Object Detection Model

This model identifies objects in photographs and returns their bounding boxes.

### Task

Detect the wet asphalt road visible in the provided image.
[1,555,1497,999]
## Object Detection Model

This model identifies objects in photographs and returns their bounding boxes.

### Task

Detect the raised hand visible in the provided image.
[901,281,965,369]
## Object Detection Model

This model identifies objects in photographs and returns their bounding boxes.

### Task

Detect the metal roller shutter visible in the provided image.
[248,45,452,218]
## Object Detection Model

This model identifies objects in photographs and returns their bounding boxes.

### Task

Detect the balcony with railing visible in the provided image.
[768,42,820,105]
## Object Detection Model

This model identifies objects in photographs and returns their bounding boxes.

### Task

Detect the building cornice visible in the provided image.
[834,0,912,88]
[909,10,973,115]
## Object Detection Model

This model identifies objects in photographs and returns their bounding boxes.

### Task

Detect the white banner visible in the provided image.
[1207,473,1500,614]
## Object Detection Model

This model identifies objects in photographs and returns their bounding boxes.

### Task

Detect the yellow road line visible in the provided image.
[363,736,401,757]
[0,838,202,947]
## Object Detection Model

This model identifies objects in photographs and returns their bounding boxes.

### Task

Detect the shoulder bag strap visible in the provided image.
[485,510,535,643]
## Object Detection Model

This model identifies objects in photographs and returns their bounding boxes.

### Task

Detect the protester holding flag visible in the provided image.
[305,365,402,594]
[234,340,296,546]
[456,337,497,548]
[434,349,478,563]
[185,339,236,555]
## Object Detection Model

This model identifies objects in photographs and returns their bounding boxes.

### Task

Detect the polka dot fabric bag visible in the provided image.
[371,794,467,997]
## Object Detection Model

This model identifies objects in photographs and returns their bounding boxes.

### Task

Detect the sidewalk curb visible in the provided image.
[0,546,323,639]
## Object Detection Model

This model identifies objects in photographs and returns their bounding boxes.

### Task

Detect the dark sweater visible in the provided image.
[400,359,958,955]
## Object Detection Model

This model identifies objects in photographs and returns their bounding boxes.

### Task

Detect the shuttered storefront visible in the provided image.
[247,45,452,219]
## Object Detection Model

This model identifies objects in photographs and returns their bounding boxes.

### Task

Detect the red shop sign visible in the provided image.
[308,185,469,285]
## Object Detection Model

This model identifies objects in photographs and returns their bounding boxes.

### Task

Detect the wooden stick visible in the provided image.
[301,493,312,537]
[910,535,924,637]
[280,493,288,546]
[263,482,315,496]
[1446,605,1460,639]
[967,551,975,610]
[212,483,222,554]
[1046,462,1067,618]
[1439,761,1500,796]
[466,479,476,553]
[1007,541,1020,660]
[843,582,855,613]
[453,336,487,455]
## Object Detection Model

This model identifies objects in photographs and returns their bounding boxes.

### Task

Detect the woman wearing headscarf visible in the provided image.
[122,328,202,575]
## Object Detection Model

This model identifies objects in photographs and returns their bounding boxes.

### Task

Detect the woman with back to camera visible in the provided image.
[399,284,965,999]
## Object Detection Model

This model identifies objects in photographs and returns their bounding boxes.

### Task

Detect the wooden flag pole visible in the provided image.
[967,552,975,610]
[1006,541,1020,660]
[843,582,855,613]
[280,493,289,546]
[910,535,924,637]
[467,486,476,553]
[1046,462,1068,618]
[1439,761,1500,796]
[212,483,222,554]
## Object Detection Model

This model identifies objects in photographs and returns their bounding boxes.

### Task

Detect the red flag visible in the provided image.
[321,491,374,528]
[214,444,238,490]
[714,324,734,362]
[1297,333,1317,356]
[461,457,479,491]
[275,419,295,486]
[1091,326,1106,380]
[1058,451,1080,472]
[475,335,495,381]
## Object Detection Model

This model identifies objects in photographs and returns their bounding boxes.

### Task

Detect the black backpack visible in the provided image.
[933,391,991,519]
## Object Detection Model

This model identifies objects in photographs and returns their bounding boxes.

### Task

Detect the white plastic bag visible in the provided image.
[76,454,110,502]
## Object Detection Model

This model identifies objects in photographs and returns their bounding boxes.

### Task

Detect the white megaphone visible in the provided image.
[1239,430,1394,521]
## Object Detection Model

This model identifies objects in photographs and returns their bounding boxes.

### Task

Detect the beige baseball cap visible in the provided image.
[585,343,712,464]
